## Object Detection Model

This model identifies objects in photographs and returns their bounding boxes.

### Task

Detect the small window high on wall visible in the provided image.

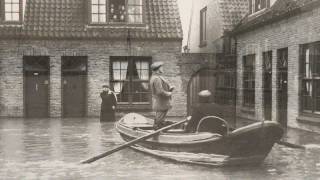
[0,0,22,23]
[249,0,270,14]
[199,7,207,47]
[90,0,143,24]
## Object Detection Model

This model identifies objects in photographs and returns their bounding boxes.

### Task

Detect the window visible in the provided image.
[199,7,207,46]
[1,0,22,23]
[90,0,143,24]
[91,0,106,23]
[215,71,236,105]
[300,43,320,115]
[110,57,151,105]
[249,0,270,14]
[243,55,255,107]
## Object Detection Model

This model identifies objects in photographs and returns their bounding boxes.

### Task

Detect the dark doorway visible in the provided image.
[277,48,288,127]
[263,51,272,120]
[24,56,50,118]
[62,56,87,117]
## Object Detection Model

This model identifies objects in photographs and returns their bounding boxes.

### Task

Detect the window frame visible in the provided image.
[110,56,152,108]
[299,42,320,116]
[242,54,256,108]
[0,0,23,24]
[249,0,270,15]
[88,0,145,26]
[199,6,207,47]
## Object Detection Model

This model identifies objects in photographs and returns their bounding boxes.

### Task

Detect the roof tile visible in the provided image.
[0,0,182,40]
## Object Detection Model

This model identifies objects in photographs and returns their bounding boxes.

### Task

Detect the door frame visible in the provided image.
[23,56,50,118]
[61,56,88,117]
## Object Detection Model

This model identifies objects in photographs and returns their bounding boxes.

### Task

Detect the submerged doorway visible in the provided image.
[62,56,87,117]
[24,56,50,118]
[277,48,288,127]
[263,51,272,120]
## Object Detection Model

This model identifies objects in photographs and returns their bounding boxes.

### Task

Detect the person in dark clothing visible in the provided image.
[150,61,175,129]
[100,85,117,122]
[185,90,226,133]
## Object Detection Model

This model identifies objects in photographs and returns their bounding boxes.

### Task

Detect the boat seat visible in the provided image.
[196,116,229,136]
[166,129,185,133]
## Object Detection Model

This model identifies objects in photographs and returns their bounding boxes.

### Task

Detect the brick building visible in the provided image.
[0,0,185,118]
[186,0,248,54]
[233,0,320,132]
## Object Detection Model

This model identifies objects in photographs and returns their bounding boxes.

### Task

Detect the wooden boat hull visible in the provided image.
[115,113,284,165]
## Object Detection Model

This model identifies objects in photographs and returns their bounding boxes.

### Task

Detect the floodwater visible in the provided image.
[0,118,319,180]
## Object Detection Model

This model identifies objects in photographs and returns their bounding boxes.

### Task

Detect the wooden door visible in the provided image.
[24,56,49,118]
[62,57,87,117]
[277,49,288,127]
[263,51,272,120]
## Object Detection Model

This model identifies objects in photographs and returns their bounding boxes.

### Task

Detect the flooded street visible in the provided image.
[0,118,319,180]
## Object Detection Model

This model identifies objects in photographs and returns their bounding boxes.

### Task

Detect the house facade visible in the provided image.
[233,0,320,132]
[186,0,248,54]
[0,0,185,118]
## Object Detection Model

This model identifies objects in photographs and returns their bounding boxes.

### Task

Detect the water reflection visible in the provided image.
[0,118,319,179]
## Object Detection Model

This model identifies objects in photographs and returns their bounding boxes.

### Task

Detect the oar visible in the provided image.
[81,117,191,164]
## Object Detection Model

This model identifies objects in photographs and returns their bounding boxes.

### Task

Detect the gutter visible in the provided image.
[231,0,320,35]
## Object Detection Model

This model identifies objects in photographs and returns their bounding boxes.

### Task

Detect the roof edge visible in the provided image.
[231,0,320,35]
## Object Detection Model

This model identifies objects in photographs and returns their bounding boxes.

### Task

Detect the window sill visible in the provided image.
[116,103,152,111]
[297,114,320,126]
[0,23,23,28]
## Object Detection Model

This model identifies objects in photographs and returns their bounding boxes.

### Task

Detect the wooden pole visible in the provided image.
[81,117,190,164]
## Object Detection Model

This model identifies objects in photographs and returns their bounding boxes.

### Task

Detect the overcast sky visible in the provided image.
[177,0,193,47]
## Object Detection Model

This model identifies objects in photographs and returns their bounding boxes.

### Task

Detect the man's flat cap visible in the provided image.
[198,90,211,97]
[151,61,164,71]
[102,85,109,88]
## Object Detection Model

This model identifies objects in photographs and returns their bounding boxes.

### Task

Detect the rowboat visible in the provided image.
[115,113,284,166]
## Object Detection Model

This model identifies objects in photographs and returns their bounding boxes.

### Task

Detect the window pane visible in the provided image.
[5,13,12,21]
[5,4,11,12]
[100,14,106,22]
[99,0,106,5]
[314,47,320,77]
[91,0,99,4]
[99,5,106,13]
[128,0,142,5]
[12,0,19,3]
[91,14,99,22]
[12,4,19,12]
[12,13,19,21]
[92,5,99,13]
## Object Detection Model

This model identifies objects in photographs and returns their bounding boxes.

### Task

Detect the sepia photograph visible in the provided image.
[0,0,320,179]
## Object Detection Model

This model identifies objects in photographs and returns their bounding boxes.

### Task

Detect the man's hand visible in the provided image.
[112,106,115,110]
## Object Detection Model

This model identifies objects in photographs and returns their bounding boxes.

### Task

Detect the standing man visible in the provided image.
[100,85,117,122]
[150,61,174,129]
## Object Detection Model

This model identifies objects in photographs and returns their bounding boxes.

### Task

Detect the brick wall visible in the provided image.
[236,7,320,132]
[0,39,185,117]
